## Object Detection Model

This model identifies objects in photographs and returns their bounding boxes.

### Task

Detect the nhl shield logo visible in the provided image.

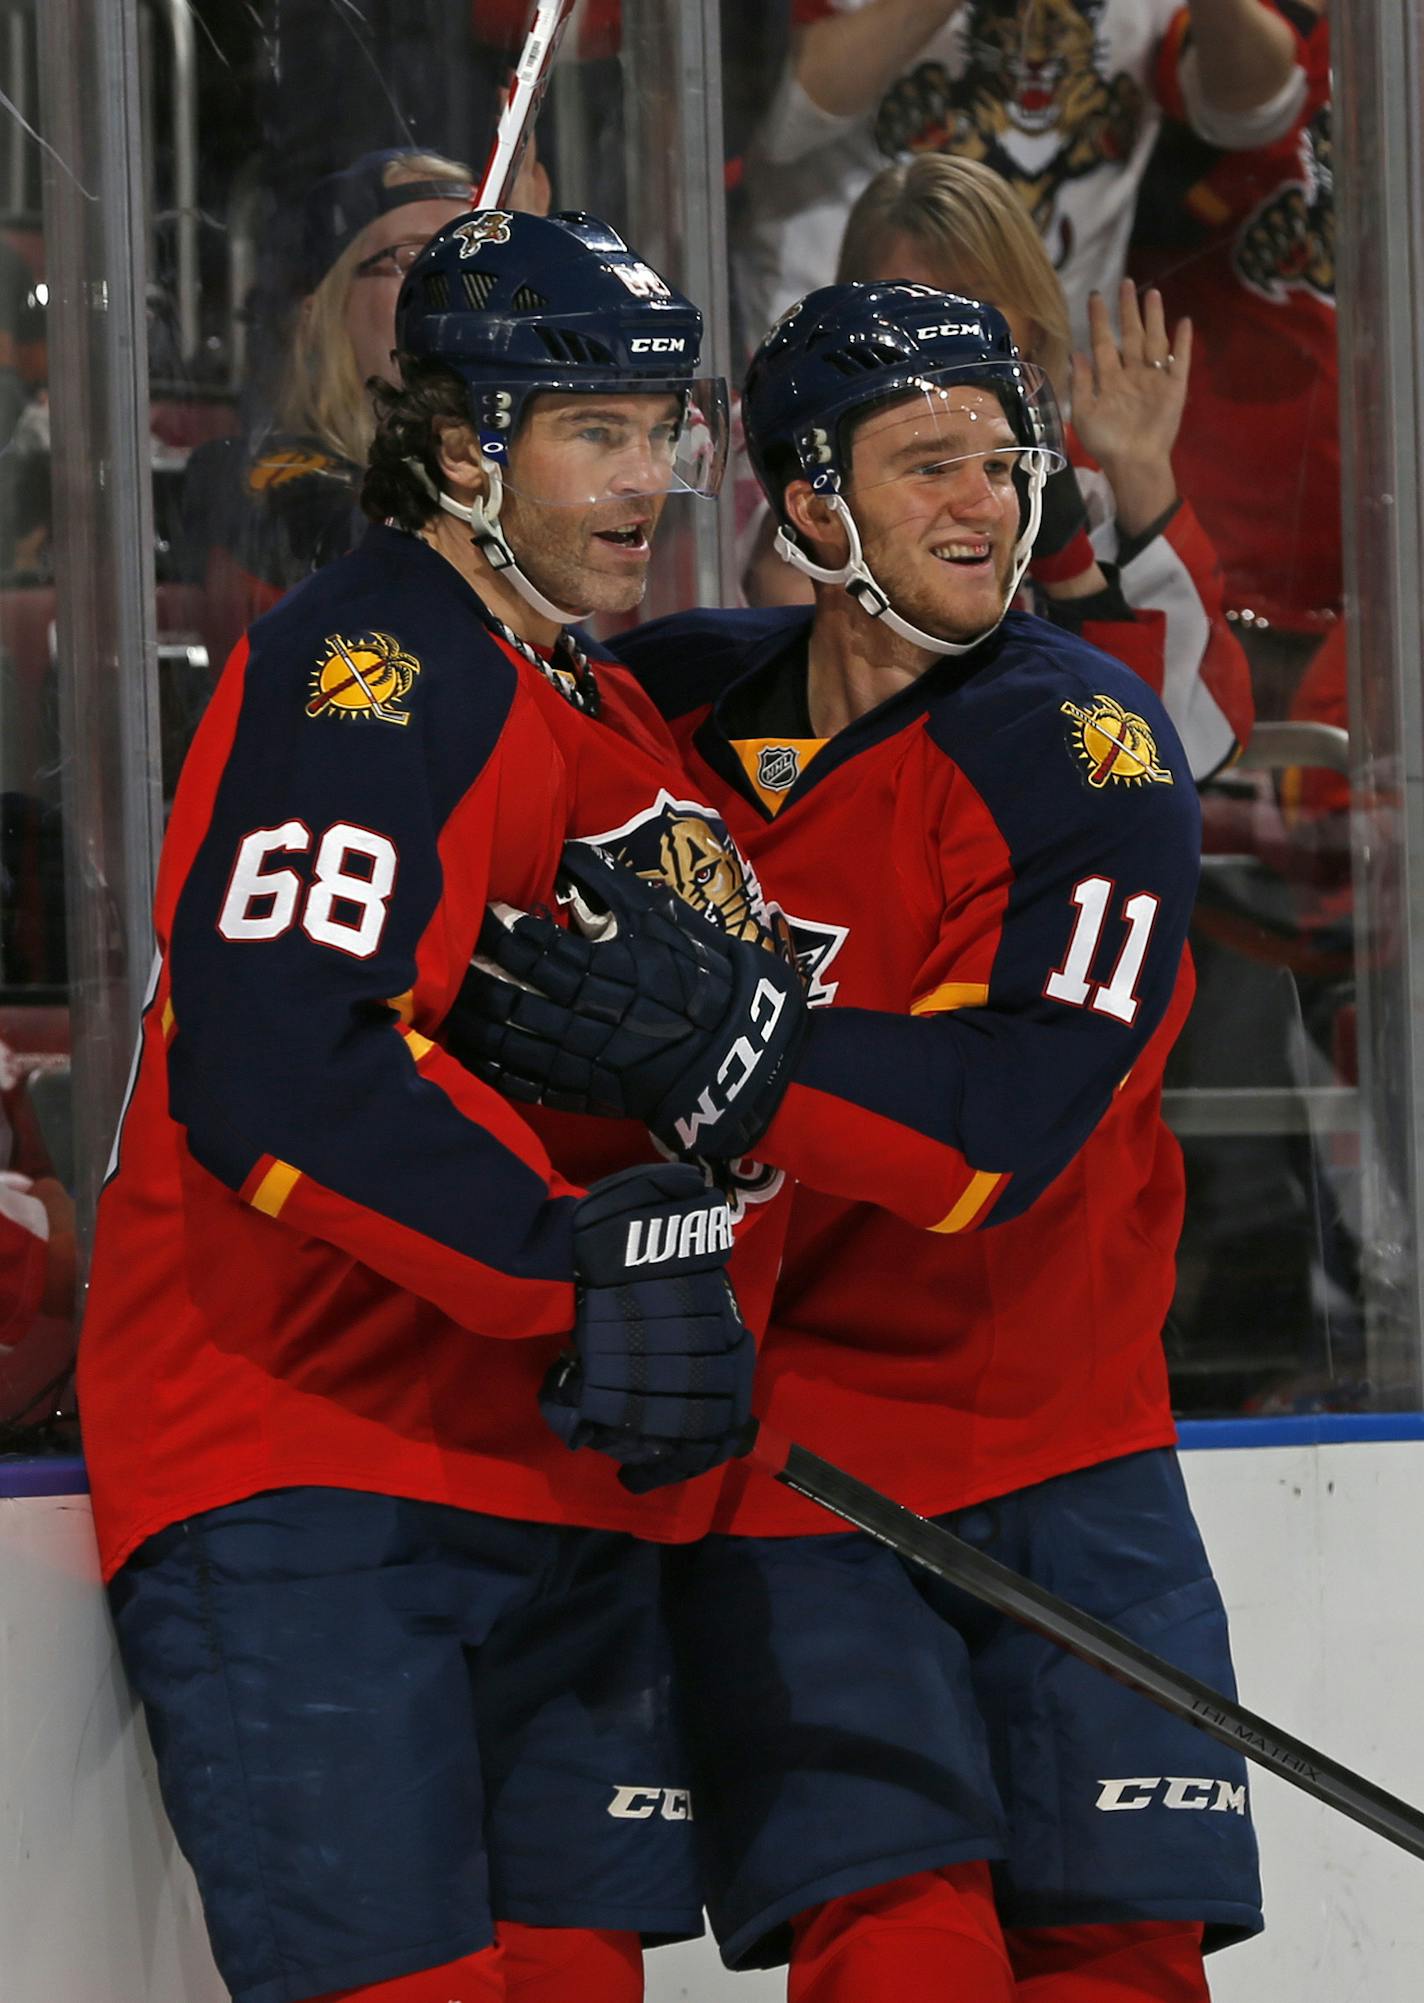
[757,745,800,793]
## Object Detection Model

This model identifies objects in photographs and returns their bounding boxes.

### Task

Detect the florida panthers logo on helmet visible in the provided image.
[453,211,513,258]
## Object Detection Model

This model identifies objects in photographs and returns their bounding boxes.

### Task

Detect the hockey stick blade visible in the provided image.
[741,1421,1424,1864]
[475,0,577,209]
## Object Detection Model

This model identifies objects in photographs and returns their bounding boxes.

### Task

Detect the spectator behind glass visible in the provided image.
[185,143,549,668]
[0,1027,75,1385]
[0,1173,74,1351]
[738,0,1177,350]
[747,151,1252,779]
[735,0,1314,362]
[1132,0,1332,714]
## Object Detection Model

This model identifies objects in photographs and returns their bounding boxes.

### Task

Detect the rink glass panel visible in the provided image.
[12,0,1424,1419]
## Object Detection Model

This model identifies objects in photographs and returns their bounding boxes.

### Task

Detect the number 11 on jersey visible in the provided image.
[1044,875,1161,1027]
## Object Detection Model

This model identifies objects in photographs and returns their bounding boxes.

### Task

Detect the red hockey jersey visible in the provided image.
[619,606,1200,1535]
[79,526,788,1580]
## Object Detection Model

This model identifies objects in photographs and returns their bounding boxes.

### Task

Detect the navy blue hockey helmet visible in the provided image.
[743,281,1060,512]
[392,209,728,625]
[741,282,1065,654]
[395,208,727,496]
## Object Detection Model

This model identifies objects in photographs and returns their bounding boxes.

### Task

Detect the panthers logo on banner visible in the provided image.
[873,1,1145,265]
[1235,105,1335,308]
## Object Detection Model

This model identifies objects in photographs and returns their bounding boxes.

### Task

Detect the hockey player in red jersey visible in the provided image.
[77,211,814,2003]
[453,284,1263,1998]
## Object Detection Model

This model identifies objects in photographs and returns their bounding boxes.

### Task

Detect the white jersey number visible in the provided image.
[218,821,397,960]
[1044,876,1160,1027]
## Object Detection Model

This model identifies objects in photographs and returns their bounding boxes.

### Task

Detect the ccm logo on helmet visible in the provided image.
[1095,1777,1248,1815]
[630,336,687,353]
[674,977,786,1150]
[608,1785,693,1821]
[915,321,978,340]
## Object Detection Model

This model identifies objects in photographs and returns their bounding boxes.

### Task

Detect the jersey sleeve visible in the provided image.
[1153,6,1193,120]
[1158,0,1315,148]
[159,618,579,1341]
[1075,462,1254,780]
[756,669,1202,1233]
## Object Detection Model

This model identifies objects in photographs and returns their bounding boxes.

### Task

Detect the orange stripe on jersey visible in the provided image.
[160,998,176,1042]
[911,981,989,1017]
[729,736,827,816]
[249,1158,302,1218]
[388,989,416,1024]
[402,1027,436,1063]
[929,1169,1003,1235]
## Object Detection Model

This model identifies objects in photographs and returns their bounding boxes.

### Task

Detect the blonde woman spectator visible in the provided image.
[187,144,547,666]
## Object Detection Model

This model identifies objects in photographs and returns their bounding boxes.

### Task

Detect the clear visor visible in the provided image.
[846,362,1066,501]
[493,379,729,506]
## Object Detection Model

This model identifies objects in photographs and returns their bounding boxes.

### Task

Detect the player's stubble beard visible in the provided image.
[501,488,666,616]
[856,512,1017,650]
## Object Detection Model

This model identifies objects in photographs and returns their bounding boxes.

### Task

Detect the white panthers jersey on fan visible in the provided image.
[737,0,1182,349]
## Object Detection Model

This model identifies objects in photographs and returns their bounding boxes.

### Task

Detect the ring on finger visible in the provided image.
[1148,355,1176,371]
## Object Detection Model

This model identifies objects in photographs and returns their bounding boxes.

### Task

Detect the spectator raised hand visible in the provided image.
[1071,279,1192,540]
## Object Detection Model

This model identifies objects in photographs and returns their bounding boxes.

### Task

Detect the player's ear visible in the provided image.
[783,478,849,567]
[432,418,487,504]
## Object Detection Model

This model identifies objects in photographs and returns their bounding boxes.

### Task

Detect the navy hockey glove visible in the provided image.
[449,842,808,1161]
[543,1162,756,1493]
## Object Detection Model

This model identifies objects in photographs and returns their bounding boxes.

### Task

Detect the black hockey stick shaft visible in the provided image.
[741,1422,1424,1864]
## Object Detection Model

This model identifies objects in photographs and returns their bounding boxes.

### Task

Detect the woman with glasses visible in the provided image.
[186,145,550,668]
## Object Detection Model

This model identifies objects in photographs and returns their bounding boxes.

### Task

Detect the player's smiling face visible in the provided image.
[499,392,678,614]
[844,386,1022,644]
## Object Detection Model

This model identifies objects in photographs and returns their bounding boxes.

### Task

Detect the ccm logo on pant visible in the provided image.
[1096,1777,1248,1815]
[607,1785,694,1820]
[674,977,786,1149]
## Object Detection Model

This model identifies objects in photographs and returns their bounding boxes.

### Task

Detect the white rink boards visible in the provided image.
[3,1439,1422,2002]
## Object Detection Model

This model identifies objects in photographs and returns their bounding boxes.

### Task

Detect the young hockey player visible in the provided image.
[77,211,807,2003]
[454,282,1263,2000]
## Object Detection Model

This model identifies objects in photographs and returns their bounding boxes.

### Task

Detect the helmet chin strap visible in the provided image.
[775,453,1048,658]
[437,456,594,627]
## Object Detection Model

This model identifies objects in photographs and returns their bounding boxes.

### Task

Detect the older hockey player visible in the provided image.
[78,212,807,2003]
[452,284,1263,2000]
